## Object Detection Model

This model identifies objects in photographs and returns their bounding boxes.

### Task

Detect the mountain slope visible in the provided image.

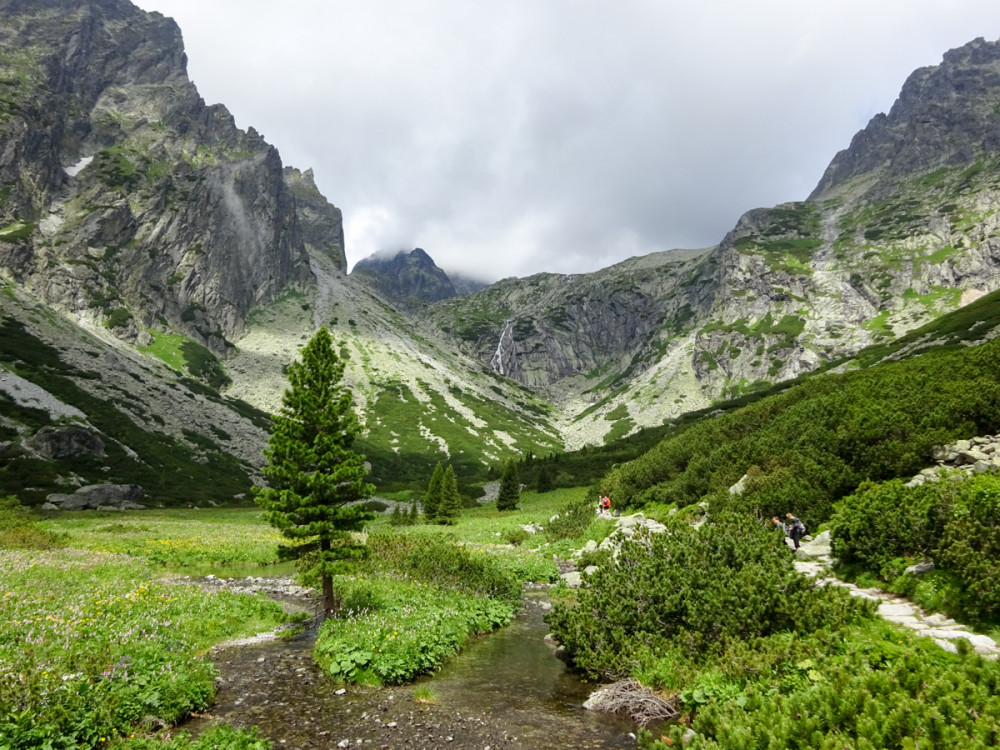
[2,2,1000,505]
[0,0,560,502]
[0,0,330,356]
[428,37,1000,446]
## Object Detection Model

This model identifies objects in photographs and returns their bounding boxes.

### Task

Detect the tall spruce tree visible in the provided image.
[423,462,444,521]
[436,464,461,525]
[536,463,555,493]
[497,459,521,511]
[253,326,375,616]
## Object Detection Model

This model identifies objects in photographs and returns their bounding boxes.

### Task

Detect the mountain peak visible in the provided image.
[810,36,1000,200]
[352,248,458,305]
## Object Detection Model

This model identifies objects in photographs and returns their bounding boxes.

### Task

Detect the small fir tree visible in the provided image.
[536,463,555,493]
[424,462,444,521]
[497,459,521,511]
[408,500,418,523]
[436,464,462,525]
[253,326,375,616]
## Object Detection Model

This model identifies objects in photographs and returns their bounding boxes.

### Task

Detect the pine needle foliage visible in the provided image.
[253,326,375,615]
[423,462,444,520]
[436,464,462,524]
[497,459,521,511]
[547,512,873,680]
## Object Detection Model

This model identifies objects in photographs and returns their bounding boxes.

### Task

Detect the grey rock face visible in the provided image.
[29,425,105,459]
[283,167,346,271]
[430,248,715,389]
[46,483,145,510]
[0,0,330,353]
[811,38,1000,199]
[352,248,459,306]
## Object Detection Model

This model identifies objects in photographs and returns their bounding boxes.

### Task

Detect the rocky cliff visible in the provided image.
[3,1,1000,488]
[351,248,459,306]
[0,0,346,356]
[427,37,1000,445]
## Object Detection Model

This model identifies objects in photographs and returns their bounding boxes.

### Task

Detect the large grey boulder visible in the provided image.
[905,560,935,576]
[30,425,105,459]
[46,484,145,511]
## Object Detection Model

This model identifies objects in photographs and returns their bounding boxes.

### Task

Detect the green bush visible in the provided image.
[545,494,599,542]
[365,531,522,603]
[602,338,1000,527]
[503,527,530,546]
[546,513,873,679]
[935,476,1000,622]
[644,624,1000,750]
[0,495,65,549]
[832,473,1000,624]
[315,574,514,685]
[832,479,945,574]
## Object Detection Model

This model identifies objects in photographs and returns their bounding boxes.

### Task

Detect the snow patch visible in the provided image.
[64,156,93,177]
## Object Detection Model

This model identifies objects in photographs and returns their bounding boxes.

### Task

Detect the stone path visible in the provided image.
[794,531,1000,658]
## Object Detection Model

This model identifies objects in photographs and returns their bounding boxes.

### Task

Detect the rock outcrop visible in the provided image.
[0,0,347,354]
[45,483,145,510]
[352,248,464,307]
[906,435,1000,486]
[29,425,104,459]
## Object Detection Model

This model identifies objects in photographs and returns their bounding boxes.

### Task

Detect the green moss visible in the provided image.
[0,221,35,242]
[105,308,132,330]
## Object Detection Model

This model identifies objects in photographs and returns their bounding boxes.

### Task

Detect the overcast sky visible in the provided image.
[133,0,1000,282]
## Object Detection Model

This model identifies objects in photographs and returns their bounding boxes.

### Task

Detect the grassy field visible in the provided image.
[0,546,285,749]
[36,508,287,566]
[2,487,607,747]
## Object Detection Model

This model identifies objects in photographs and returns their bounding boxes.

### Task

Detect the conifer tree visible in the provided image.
[497,459,521,511]
[253,326,375,616]
[423,462,444,520]
[436,464,462,525]
[536,463,555,493]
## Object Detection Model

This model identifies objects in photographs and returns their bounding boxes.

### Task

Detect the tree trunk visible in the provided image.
[320,536,335,615]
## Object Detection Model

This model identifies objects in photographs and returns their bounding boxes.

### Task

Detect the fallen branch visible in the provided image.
[583,678,679,726]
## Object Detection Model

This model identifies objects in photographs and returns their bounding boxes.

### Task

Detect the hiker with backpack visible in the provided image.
[785,513,807,549]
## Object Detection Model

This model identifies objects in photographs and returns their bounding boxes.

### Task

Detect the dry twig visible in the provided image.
[583,678,679,726]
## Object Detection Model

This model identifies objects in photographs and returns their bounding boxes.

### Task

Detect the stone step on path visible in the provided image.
[794,531,999,659]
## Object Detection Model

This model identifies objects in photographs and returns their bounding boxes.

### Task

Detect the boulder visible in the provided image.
[45,484,145,510]
[29,425,105,459]
[905,560,935,576]
[957,449,989,465]
[728,473,748,496]
[617,513,645,529]
[561,571,583,588]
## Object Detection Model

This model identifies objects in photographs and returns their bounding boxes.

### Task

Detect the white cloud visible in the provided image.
[134,0,1000,281]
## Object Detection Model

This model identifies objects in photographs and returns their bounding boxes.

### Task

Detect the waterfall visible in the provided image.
[490,321,515,375]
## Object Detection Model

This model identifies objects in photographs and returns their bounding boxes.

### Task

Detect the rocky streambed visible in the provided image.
[180,581,637,749]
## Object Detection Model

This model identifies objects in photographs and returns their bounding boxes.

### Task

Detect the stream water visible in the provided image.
[183,585,638,749]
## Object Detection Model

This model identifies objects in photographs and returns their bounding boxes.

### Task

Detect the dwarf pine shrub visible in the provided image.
[546,513,873,680]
